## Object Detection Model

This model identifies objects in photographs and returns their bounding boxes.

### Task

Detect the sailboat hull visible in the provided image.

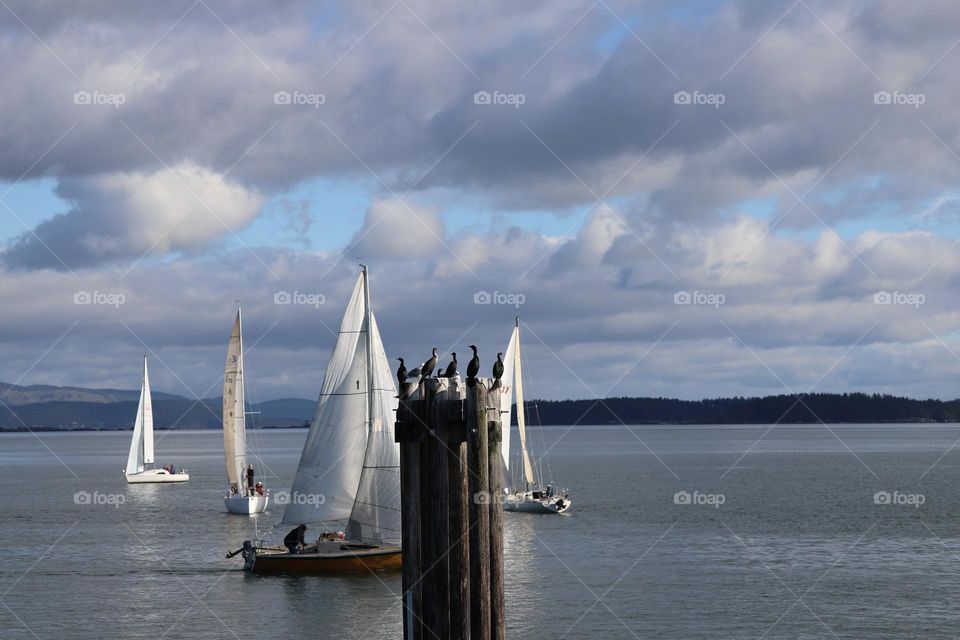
[245,542,402,573]
[126,469,190,483]
[224,493,269,514]
[504,492,571,514]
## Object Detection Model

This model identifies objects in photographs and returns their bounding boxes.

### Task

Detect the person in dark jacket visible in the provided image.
[284,524,307,553]
[246,465,254,496]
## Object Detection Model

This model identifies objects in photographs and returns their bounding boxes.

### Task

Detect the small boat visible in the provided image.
[124,356,189,483]
[498,319,571,514]
[237,266,401,572]
[222,307,269,515]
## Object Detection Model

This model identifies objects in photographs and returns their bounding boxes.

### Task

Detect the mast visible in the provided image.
[361,265,374,440]
[238,304,247,469]
[360,264,378,535]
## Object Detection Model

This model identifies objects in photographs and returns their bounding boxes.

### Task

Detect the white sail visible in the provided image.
[499,326,517,481]
[345,269,401,544]
[283,271,399,527]
[223,309,247,490]
[513,324,536,487]
[142,358,154,465]
[125,356,152,474]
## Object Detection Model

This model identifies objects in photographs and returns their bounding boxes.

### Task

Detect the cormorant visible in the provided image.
[491,352,504,389]
[396,358,407,386]
[442,352,457,378]
[466,345,480,384]
[420,347,438,381]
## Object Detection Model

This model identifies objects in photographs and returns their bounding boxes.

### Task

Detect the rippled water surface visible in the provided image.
[4,424,960,639]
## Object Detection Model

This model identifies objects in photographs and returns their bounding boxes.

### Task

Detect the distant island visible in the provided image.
[0,381,314,431]
[0,382,957,431]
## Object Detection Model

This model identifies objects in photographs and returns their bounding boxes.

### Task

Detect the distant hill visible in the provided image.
[0,382,182,406]
[0,381,313,431]
[0,382,957,431]
[529,393,960,425]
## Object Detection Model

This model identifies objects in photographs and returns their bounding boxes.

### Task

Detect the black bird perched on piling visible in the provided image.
[491,352,504,389]
[396,358,407,386]
[420,347,438,382]
[466,345,480,386]
[441,352,457,378]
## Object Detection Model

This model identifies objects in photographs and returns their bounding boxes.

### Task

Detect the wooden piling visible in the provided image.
[396,380,423,640]
[398,375,504,640]
[446,380,471,640]
[488,415,505,640]
[425,380,451,639]
[467,381,492,640]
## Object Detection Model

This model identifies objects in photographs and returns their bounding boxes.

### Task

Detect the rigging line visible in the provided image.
[349,502,401,512]
[316,391,369,397]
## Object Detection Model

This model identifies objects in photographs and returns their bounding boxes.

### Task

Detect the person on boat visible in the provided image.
[255,482,264,496]
[284,524,307,553]
[246,464,255,496]
[230,483,239,496]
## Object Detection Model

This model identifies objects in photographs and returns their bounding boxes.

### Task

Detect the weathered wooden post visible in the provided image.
[446,378,471,640]
[488,409,505,640]
[397,375,505,640]
[467,381,492,640]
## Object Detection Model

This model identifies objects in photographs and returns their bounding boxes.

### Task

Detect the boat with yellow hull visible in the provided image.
[243,541,401,573]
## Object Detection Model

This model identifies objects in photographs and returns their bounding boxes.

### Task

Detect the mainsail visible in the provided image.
[499,323,517,481]
[283,268,400,541]
[125,356,153,474]
[223,309,247,490]
[507,322,535,487]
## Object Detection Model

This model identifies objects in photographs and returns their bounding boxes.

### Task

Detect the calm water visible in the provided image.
[4,424,960,639]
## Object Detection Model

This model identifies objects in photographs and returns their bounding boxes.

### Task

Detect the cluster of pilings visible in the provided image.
[395,376,505,640]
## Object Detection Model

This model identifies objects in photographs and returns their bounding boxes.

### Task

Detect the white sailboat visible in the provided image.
[499,319,571,513]
[239,266,401,572]
[223,308,269,515]
[124,356,189,483]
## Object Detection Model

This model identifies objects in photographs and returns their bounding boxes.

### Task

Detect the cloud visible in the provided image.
[3,1,960,403]
[351,198,445,260]
[3,163,263,270]
[1,199,958,401]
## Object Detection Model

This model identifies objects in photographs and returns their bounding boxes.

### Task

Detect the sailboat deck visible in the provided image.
[250,539,402,573]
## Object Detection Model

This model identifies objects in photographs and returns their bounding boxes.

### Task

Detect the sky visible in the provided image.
[2,0,960,403]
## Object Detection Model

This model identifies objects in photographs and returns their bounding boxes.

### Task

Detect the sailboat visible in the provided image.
[499,318,571,513]
[223,308,269,515]
[238,266,401,572]
[124,356,189,483]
